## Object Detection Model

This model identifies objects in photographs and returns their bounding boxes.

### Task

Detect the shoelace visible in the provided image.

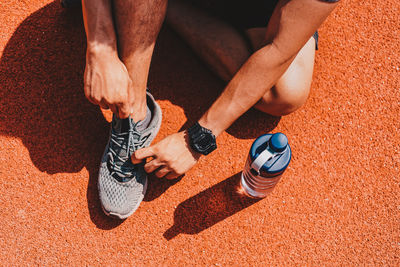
[108,119,141,180]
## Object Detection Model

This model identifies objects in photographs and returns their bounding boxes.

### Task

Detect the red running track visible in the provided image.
[0,0,399,265]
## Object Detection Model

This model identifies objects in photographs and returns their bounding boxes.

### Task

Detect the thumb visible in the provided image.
[132,147,154,162]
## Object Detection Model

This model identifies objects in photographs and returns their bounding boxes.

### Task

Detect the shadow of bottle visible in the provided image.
[163,172,261,240]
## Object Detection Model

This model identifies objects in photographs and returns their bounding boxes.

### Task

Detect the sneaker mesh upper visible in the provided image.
[98,91,162,218]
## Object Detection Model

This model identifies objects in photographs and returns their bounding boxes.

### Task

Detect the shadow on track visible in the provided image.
[163,172,261,240]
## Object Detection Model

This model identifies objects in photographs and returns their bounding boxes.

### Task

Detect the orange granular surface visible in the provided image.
[0,0,399,265]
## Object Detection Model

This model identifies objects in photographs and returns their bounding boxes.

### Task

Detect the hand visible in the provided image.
[84,48,133,118]
[132,131,201,179]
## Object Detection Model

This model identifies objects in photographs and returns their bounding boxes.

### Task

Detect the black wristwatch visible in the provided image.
[187,122,217,155]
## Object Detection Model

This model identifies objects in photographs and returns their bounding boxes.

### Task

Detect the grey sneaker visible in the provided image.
[98,91,162,219]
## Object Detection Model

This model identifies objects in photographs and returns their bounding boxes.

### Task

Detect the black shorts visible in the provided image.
[187,0,279,29]
[186,0,326,50]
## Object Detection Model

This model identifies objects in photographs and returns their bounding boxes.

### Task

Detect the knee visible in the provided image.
[277,82,310,115]
[257,81,311,116]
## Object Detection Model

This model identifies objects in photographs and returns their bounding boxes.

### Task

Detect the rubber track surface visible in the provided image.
[0,0,399,265]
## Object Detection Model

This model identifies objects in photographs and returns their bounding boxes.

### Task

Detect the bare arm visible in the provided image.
[199,0,340,136]
[82,0,134,118]
[82,0,117,54]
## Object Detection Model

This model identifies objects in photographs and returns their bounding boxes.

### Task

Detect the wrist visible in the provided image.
[198,116,223,137]
[86,42,118,59]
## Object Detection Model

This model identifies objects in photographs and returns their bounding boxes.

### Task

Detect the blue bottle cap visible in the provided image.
[269,132,288,152]
[249,133,291,175]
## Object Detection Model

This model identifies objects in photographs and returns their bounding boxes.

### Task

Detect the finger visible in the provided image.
[144,159,163,173]
[166,172,179,180]
[84,86,97,105]
[134,147,155,160]
[85,93,99,106]
[155,167,171,178]
[118,103,130,119]
[131,153,145,164]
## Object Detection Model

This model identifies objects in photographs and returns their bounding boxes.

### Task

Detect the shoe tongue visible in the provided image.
[112,115,132,133]
[111,115,132,164]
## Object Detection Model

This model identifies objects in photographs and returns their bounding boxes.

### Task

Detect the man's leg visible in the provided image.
[166,0,251,83]
[166,0,315,116]
[96,0,166,219]
[113,0,167,122]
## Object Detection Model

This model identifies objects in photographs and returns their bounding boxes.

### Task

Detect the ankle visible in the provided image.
[131,104,147,122]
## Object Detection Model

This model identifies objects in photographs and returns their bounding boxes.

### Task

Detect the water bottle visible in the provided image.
[240,132,291,198]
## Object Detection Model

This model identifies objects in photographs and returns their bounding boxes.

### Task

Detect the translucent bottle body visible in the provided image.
[240,155,283,198]
[240,133,291,198]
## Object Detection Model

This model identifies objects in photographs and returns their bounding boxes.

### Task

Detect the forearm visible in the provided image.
[198,44,294,136]
[82,0,134,118]
[82,0,117,55]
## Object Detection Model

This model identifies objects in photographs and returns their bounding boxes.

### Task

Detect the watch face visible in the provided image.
[198,134,214,149]
[189,123,217,155]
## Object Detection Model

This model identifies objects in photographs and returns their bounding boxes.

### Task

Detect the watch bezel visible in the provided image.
[188,122,217,155]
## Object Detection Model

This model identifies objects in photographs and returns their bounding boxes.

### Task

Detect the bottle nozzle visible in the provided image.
[269,133,288,152]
